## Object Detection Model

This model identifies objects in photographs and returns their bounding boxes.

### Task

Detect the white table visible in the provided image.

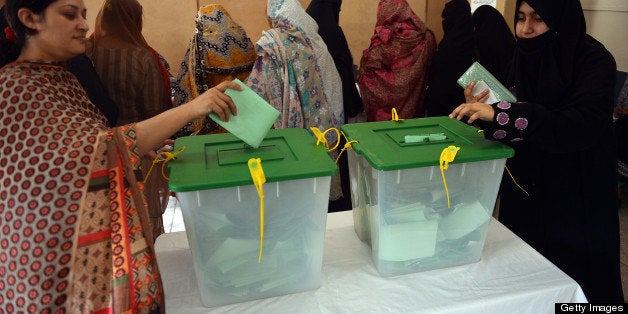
[155,211,587,313]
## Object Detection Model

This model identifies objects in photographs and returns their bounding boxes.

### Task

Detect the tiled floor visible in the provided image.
[163,184,628,302]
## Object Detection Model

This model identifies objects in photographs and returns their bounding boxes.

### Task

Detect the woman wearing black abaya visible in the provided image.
[306,0,362,212]
[306,0,363,120]
[424,0,475,117]
[472,5,515,84]
[450,0,623,302]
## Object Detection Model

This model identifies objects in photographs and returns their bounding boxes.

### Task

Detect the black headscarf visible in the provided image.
[306,0,362,212]
[66,54,119,126]
[507,0,587,105]
[424,0,474,117]
[0,6,6,29]
[472,5,515,83]
[439,0,474,54]
[306,0,363,119]
[0,6,14,66]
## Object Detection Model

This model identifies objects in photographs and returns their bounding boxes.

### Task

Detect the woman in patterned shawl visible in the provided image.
[2,3,120,127]
[173,4,257,137]
[245,0,344,132]
[245,0,345,201]
[357,0,436,121]
[87,0,175,241]
[0,0,240,312]
[306,0,363,120]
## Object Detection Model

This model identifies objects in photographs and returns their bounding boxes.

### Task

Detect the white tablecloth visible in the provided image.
[155,211,587,313]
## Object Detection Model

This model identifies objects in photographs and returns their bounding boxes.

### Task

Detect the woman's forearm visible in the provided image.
[133,102,198,155]
[132,81,241,156]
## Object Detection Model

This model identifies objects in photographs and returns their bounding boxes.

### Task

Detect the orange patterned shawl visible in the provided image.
[0,62,163,313]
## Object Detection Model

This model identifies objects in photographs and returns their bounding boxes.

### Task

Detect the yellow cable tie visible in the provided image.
[333,131,358,164]
[477,128,528,196]
[143,145,186,184]
[391,108,404,122]
[476,127,529,197]
[335,140,358,164]
[248,158,266,263]
[476,128,528,196]
[310,126,341,152]
[439,145,460,208]
[505,166,530,197]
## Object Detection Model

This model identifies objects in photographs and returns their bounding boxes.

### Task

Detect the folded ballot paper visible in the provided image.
[379,202,438,261]
[457,62,517,103]
[208,78,280,148]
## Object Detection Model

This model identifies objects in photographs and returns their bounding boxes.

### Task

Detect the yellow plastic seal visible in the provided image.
[143,145,186,184]
[310,126,341,152]
[391,108,404,122]
[439,145,460,208]
[248,158,266,263]
[335,131,358,164]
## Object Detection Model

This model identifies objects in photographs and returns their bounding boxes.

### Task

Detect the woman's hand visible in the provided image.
[188,80,242,121]
[449,102,495,124]
[464,82,490,103]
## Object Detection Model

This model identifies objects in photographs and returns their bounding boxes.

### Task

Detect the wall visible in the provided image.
[84,0,626,74]
[582,1,628,71]
[500,0,516,32]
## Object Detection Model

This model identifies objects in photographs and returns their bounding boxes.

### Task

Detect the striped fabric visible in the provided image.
[87,44,172,126]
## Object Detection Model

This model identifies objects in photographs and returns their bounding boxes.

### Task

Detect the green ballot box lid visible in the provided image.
[168,128,339,192]
[341,116,514,171]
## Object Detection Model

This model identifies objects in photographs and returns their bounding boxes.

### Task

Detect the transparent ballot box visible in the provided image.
[342,117,514,277]
[168,128,338,307]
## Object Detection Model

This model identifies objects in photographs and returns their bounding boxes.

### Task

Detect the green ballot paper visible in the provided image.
[457,62,517,103]
[209,79,280,148]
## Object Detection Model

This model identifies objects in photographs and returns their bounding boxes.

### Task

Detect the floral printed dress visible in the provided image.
[245,0,345,200]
